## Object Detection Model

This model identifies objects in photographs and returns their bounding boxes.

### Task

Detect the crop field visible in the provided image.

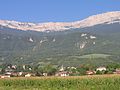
[0,75,120,90]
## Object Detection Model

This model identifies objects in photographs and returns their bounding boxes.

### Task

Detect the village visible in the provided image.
[0,63,120,78]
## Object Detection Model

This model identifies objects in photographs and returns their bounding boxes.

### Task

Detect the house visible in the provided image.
[86,71,95,75]
[18,72,23,76]
[71,67,76,69]
[0,75,10,78]
[55,71,69,77]
[43,73,48,76]
[96,67,106,71]
[25,73,31,77]
[10,72,18,77]
[11,65,17,69]
[113,69,120,74]
[5,72,12,75]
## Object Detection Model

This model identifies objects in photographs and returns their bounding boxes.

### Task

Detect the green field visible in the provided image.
[0,75,120,90]
[71,54,111,59]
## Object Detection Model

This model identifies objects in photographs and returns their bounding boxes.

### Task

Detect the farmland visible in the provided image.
[0,75,120,90]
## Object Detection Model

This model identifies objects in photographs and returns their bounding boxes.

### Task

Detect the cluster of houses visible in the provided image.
[0,65,34,78]
[56,66,107,76]
[86,67,107,75]
[0,64,120,78]
[0,72,32,78]
[56,66,120,76]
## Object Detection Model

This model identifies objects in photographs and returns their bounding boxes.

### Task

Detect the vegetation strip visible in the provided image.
[0,75,120,90]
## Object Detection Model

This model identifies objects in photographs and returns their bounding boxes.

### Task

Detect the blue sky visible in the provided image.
[0,0,120,23]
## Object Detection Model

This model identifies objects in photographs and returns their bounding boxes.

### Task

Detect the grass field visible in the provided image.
[0,75,120,90]
[71,54,111,59]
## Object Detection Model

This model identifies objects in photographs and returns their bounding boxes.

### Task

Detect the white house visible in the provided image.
[25,73,31,77]
[18,72,23,76]
[43,73,48,76]
[96,67,106,71]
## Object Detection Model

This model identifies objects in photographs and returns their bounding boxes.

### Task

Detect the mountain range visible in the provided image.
[0,11,120,32]
[0,11,120,66]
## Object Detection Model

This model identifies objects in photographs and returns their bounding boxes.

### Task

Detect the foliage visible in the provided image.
[34,64,57,76]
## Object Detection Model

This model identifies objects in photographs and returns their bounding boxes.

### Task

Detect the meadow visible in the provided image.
[0,75,120,90]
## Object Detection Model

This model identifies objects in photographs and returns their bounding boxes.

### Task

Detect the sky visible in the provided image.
[0,0,120,23]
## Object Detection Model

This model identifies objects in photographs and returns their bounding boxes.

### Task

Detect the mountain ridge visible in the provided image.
[0,11,120,32]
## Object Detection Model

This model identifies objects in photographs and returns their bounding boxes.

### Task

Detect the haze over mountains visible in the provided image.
[0,11,120,66]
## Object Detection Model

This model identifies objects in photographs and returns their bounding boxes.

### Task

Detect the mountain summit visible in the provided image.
[0,11,120,32]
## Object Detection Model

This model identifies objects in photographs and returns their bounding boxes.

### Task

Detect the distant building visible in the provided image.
[55,71,69,77]
[18,72,23,76]
[5,72,12,75]
[25,73,31,77]
[43,73,48,76]
[86,71,95,75]
[96,67,106,71]
[11,72,18,77]
[114,69,120,74]
[0,75,10,78]
[11,65,17,69]
[71,67,76,69]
